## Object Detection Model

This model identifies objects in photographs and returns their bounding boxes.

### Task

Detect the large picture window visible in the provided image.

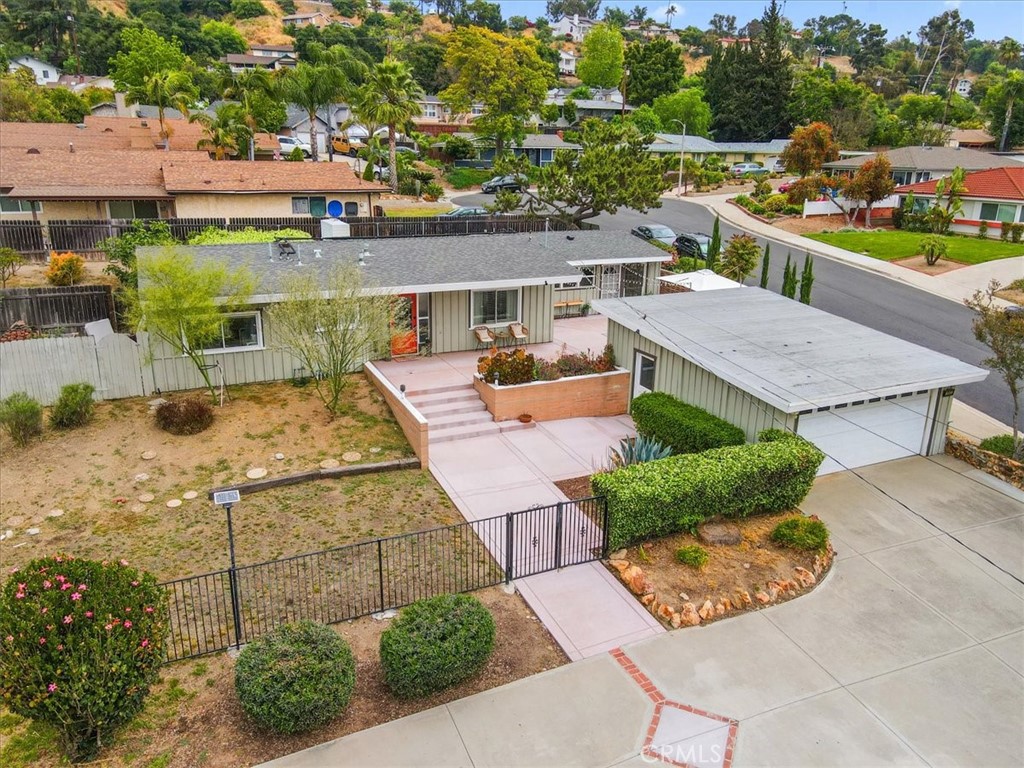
[108,200,159,219]
[471,289,519,327]
[979,202,1018,223]
[0,199,41,214]
[201,312,263,353]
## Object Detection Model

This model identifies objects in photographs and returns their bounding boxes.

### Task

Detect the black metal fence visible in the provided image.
[0,284,117,332]
[159,496,607,661]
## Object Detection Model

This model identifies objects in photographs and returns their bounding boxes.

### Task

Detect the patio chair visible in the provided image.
[508,322,529,346]
[474,326,497,349]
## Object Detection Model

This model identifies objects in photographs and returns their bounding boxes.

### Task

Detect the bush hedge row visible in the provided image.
[630,392,746,455]
[592,429,825,550]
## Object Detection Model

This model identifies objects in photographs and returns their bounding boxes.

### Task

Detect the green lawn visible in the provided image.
[804,230,1024,265]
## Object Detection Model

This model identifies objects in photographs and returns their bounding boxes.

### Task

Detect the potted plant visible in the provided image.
[580,302,591,317]
[518,413,533,423]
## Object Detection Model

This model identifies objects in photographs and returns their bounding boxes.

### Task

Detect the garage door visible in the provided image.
[797,394,931,475]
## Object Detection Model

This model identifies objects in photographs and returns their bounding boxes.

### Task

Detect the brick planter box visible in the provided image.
[473,369,630,422]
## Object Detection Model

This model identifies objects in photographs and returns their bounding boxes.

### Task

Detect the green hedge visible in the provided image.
[630,392,746,455]
[379,594,495,698]
[592,429,825,550]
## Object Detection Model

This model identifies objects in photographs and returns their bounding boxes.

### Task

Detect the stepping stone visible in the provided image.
[147,398,168,409]
[138,493,155,503]
[697,521,741,546]
[371,609,398,621]
[319,459,340,469]
[130,503,146,513]
[141,451,157,461]
[47,509,64,518]
[166,499,182,509]
[182,491,198,500]
[342,451,362,463]
[274,453,285,461]
[134,473,149,483]
[246,467,268,480]
[6,515,26,527]
[26,527,41,536]
[0,530,12,541]
[369,447,381,454]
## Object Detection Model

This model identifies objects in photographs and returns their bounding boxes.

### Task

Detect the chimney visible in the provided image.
[114,91,129,117]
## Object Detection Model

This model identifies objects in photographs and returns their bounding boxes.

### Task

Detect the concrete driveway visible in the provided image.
[262,456,1023,768]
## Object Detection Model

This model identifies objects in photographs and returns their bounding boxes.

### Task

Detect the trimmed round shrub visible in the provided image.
[45,251,86,286]
[0,391,43,446]
[770,516,829,552]
[763,193,789,213]
[979,434,1017,458]
[675,545,709,569]
[154,397,214,435]
[0,555,168,762]
[380,594,496,698]
[50,382,96,429]
[235,620,355,734]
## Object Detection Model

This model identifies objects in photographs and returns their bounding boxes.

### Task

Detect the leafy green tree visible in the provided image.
[577,23,624,89]
[441,26,552,154]
[602,7,629,28]
[781,122,838,177]
[109,27,190,93]
[986,70,1024,152]
[629,104,661,133]
[707,13,736,37]
[651,89,712,137]
[43,87,89,122]
[965,281,1024,459]
[200,20,248,56]
[353,58,424,192]
[919,235,947,266]
[222,67,284,159]
[231,0,267,18]
[998,37,1022,69]
[130,70,200,150]
[798,254,814,304]
[130,248,254,403]
[280,44,365,161]
[0,247,24,288]
[845,155,895,229]
[718,234,760,283]
[0,70,61,122]
[445,0,506,32]
[490,120,667,227]
[401,35,451,94]
[851,23,887,74]
[706,215,721,272]
[918,9,974,94]
[624,38,683,106]
[926,166,967,235]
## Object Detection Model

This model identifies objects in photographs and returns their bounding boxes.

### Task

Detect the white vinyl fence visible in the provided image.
[802,194,901,218]
[0,334,150,405]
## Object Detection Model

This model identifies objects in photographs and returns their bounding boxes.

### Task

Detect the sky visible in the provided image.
[492,1,1023,42]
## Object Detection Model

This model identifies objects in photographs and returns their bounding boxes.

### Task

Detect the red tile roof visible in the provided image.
[894,166,1024,201]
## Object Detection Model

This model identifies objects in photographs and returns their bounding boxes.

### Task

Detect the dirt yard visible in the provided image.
[0,378,459,581]
[772,214,851,235]
[891,255,967,276]
[0,585,567,768]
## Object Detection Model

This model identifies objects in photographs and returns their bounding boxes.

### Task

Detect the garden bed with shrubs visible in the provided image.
[0,586,566,768]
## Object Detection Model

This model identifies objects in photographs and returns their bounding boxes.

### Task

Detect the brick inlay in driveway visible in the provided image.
[611,648,739,768]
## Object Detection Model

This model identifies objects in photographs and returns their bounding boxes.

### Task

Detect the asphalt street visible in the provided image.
[453,191,1015,428]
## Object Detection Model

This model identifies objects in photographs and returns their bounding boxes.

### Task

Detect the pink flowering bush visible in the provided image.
[0,555,168,762]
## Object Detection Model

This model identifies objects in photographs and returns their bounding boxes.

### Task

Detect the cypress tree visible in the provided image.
[781,252,796,298]
[759,243,771,289]
[707,215,721,272]
[799,253,815,304]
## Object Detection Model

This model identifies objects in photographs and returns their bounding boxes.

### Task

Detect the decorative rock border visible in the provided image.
[608,537,835,630]
[946,434,1023,489]
[208,457,421,500]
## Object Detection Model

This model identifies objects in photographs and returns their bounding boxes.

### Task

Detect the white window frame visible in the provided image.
[424,103,437,118]
[469,288,521,328]
[0,199,41,214]
[195,311,264,354]
[471,104,484,116]
[979,202,1018,224]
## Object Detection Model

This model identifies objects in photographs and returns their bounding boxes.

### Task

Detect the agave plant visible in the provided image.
[609,435,672,468]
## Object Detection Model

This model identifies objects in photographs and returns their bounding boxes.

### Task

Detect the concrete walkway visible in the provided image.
[262,456,1023,768]
[695,192,1024,307]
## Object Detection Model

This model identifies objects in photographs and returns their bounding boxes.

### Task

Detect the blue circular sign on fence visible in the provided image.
[327,200,343,217]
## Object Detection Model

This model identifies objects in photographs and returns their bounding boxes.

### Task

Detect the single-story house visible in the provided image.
[895,166,1024,238]
[136,231,669,392]
[946,127,995,149]
[645,135,790,166]
[823,145,1014,185]
[434,132,582,167]
[658,270,743,292]
[594,290,987,475]
[8,55,59,85]
[647,134,722,164]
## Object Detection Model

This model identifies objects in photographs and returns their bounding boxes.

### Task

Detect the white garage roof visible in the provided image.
[593,289,988,413]
[658,270,743,291]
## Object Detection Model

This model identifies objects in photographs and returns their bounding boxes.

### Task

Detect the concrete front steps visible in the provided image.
[406,383,535,444]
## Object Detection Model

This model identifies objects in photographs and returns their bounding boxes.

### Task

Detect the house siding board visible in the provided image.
[173,192,375,219]
[430,284,553,354]
[608,319,791,441]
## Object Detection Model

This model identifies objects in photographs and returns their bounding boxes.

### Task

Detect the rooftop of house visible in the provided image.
[593,289,987,413]
[895,166,1024,201]
[147,231,669,299]
[649,134,721,154]
[161,158,387,194]
[712,139,791,154]
[250,44,295,52]
[221,53,295,66]
[948,128,996,146]
[823,145,1012,172]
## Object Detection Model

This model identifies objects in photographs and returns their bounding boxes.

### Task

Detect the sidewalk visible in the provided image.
[693,192,1024,307]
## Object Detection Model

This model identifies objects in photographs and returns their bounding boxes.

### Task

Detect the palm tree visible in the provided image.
[131,70,199,150]
[666,5,678,27]
[190,104,250,160]
[222,68,279,161]
[996,70,1024,152]
[630,5,647,24]
[279,44,364,161]
[997,37,1022,68]
[352,58,424,192]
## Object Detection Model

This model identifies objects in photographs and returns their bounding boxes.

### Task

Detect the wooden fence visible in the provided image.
[0,285,117,332]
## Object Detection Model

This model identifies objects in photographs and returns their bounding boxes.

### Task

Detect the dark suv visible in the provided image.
[481,174,526,193]
[673,232,710,260]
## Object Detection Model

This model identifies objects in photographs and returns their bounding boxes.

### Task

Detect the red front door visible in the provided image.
[391,294,418,356]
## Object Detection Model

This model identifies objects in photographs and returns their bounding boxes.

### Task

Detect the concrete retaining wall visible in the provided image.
[364,362,429,468]
[473,369,630,422]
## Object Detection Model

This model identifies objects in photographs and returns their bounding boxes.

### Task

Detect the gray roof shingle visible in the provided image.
[823,145,1008,172]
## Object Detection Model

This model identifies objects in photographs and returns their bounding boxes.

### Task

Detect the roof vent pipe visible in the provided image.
[358,246,370,267]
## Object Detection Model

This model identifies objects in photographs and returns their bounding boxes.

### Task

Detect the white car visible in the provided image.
[276,135,311,158]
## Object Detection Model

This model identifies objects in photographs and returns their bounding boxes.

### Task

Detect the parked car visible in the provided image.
[765,157,787,173]
[331,135,365,157]
[395,145,419,156]
[631,224,677,246]
[276,135,311,158]
[481,174,526,193]
[372,165,390,181]
[673,232,711,260]
[1006,305,1024,320]
[778,179,798,194]
[441,206,489,217]
[730,162,769,177]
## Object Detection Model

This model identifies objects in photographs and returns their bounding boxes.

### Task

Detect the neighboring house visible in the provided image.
[718,37,752,49]
[646,134,721,164]
[543,88,634,126]
[249,43,296,58]
[282,105,343,155]
[8,55,59,85]
[594,290,987,475]
[895,166,1024,238]
[56,73,115,93]
[135,231,669,391]
[624,21,677,41]
[441,132,581,167]
[552,14,596,42]
[559,50,578,76]
[822,145,1011,185]
[408,95,485,134]
[954,78,972,97]
[282,12,329,28]
[947,128,996,149]
[221,53,297,74]
[645,135,789,166]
